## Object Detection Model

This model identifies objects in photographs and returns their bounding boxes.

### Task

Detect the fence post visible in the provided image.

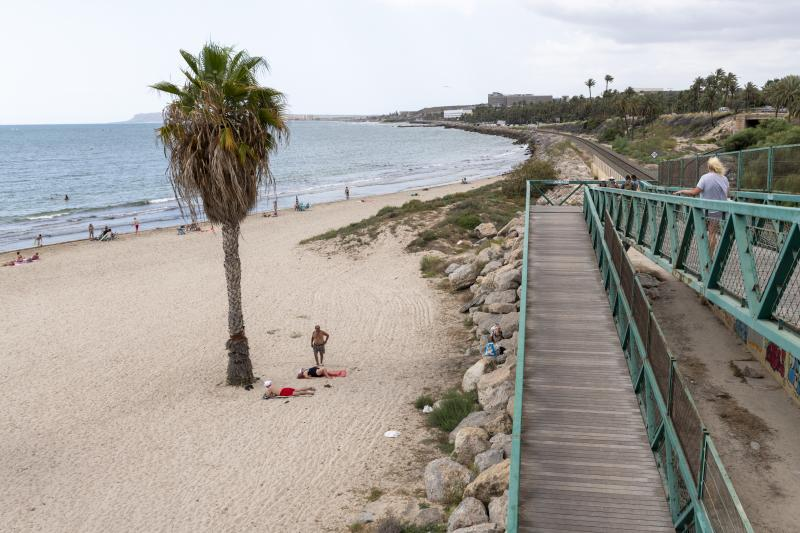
[767,146,775,192]
[737,151,743,189]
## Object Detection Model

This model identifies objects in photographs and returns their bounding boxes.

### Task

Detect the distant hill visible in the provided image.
[119,113,162,124]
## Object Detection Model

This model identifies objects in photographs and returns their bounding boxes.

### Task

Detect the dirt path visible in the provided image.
[650,276,800,533]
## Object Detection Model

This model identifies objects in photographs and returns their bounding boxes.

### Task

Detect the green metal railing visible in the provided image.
[658,143,800,192]
[582,187,753,532]
[591,187,800,354]
[506,179,531,533]
[530,179,606,205]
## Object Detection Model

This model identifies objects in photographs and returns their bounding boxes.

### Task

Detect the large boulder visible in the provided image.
[424,458,473,503]
[485,302,516,314]
[484,289,517,305]
[449,411,491,443]
[447,497,488,532]
[454,427,490,465]
[474,222,498,239]
[506,396,514,418]
[474,447,504,472]
[477,366,514,412]
[445,262,462,275]
[490,433,512,458]
[450,262,480,290]
[481,411,512,436]
[451,525,501,533]
[488,491,508,531]
[412,506,446,527]
[494,269,521,291]
[504,247,523,264]
[498,216,523,236]
[463,359,489,393]
[472,312,502,336]
[464,459,511,503]
[499,312,520,338]
[480,260,503,276]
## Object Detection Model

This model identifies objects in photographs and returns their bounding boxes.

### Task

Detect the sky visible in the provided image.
[1,0,799,124]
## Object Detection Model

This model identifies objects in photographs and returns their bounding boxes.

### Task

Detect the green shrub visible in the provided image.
[414,394,434,409]
[502,159,558,198]
[447,213,481,231]
[428,389,479,432]
[367,487,384,502]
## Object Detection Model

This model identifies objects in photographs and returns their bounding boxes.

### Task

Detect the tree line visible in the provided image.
[464,69,800,129]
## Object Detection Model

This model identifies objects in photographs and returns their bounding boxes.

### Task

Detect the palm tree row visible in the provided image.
[153,43,289,386]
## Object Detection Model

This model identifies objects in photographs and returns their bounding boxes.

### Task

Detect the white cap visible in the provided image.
[264,380,272,388]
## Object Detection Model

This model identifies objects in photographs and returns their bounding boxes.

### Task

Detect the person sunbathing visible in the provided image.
[297,366,347,379]
[262,380,315,399]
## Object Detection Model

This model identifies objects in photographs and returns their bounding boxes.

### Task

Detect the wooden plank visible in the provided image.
[518,208,672,531]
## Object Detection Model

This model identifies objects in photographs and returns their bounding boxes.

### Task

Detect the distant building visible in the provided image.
[443,109,473,119]
[488,92,553,107]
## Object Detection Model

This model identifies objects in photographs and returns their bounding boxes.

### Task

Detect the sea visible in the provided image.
[0,121,527,252]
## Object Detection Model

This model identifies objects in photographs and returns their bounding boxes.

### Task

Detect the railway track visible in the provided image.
[538,128,658,181]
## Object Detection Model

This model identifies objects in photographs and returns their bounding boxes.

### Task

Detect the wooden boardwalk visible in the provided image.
[518,206,674,532]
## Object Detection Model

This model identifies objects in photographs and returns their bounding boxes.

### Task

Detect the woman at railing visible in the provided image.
[675,156,730,250]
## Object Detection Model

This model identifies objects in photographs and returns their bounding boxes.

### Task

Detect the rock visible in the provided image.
[463,359,489,393]
[450,411,491,443]
[485,303,516,314]
[451,524,500,533]
[460,294,486,313]
[490,433,512,458]
[357,511,374,524]
[412,506,446,527]
[473,312,502,336]
[506,397,514,418]
[454,427,490,464]
[732,361,765,379]
[450,263,480,290]
[464,346,481,357]
[447,497,488,532]
[480,260,503,276]
[474,447,504,472]
[445,262,462,275]
[498,217,523,236]
[637,272,661,289]
[503,353,517,372]
[504,247,523,263]
[363,497,417,523]
[498,333,517,355]
[475,222,498,239]
[516,286,522,300]
[750,440,761,451]
[477,366,514,412]
[424,458,473,503]
[488,491,508,531]
[499,312,519,338]
[477,245,502,263]
[494,269,521,291]
[484,289,517,305]
[481,411,512,436]
[464,459,511,503]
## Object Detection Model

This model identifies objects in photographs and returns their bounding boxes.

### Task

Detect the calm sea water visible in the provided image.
[0,121,526,251]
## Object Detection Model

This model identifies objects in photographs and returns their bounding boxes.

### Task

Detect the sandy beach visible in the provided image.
[0,177,498,532]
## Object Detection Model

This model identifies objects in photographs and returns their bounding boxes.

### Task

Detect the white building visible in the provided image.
[443,109,473,119]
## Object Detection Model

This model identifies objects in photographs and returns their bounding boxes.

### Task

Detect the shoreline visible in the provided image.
[1,175,502,261]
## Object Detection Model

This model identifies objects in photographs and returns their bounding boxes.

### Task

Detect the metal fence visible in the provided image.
[591,187,800,358]
[658,144,800,192]
[583,189,753,532]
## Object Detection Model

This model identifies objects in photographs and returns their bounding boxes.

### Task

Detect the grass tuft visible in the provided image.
[428,389,479,432]
[367,487,384,502]
[414,394,435,409]
[420,255,447,278]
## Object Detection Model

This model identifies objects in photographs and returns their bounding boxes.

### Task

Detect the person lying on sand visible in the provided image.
[262,380,315,399]
[297,366,347,379]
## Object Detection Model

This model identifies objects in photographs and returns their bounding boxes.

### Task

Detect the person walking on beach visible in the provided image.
[64,194,69,201]
[133,217,140,235]
[345,186,350,200]
[675,156,729,251]
[311,325,329,365]
[273,200,278,217]
[88,223,94,240]
[294,196,300,211]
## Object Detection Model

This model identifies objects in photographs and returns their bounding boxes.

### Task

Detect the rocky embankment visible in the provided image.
[353,216,525,532]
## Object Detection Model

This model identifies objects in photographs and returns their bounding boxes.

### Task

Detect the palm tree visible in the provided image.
[585,78,596,98]
[743,82,759,110]
[776,75,800,119]
[152,43,288,386]
[604,74,614,93]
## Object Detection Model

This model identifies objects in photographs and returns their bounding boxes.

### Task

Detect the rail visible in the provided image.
[581,186,753,532]
[590,187,800,355]
[658,143,800,192]
[506,179,531,533]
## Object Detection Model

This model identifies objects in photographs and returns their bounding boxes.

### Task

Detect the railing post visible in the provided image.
[767,146,775,192]
[737,151,744,190]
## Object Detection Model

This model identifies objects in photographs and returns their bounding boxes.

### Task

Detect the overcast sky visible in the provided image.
[2,0,799,124]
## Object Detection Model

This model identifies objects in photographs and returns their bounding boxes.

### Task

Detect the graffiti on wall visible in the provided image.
[765,343,787,377]
[747,328,765,353]
[788,357,800,397]
[734,319,749,343]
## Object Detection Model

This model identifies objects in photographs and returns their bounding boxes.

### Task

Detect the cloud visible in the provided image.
[525,0,800,43]
[378,0,486,15]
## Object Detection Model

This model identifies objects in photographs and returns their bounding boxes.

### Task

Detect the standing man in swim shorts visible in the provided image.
[311,325,330,365]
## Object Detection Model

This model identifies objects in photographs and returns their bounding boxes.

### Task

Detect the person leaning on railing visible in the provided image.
[674,156,729,251]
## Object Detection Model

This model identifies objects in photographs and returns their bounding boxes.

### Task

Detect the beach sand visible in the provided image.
[0,177,499,532]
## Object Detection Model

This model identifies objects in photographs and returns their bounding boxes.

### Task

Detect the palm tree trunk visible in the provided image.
[222,222,254,386]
